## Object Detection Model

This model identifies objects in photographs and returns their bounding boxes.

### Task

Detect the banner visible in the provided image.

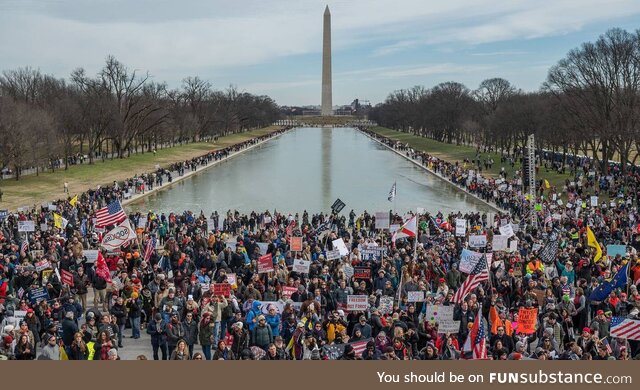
[607,244,627,258]
[407,291,425,302]
[354,267,371,279]
[425,304,460,333]
[18,220,35,232]
[347,295,369,311]
[469,235,487,248]
[258,254,274,274]
[212,283,231,298]
[101,220,137,251]
[323,338,372,360]
[378,296,394,314]
[518,307,538,334]
[332,238,349,256]
[455,219,466,236]
[292,259,311,274]
[375,212,390,229]
[290,236,303,252]
[35,260,51,272]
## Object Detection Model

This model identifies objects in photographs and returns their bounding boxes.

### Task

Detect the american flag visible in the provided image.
[601,338,613,354]
[95,201,127,227]
[452,255,489,304]
[143,236,157,262]
[21,240,29,254]
[464,305,487,359]
[322,338,371,359]
[610,317,640,341]
[388,182,396,202]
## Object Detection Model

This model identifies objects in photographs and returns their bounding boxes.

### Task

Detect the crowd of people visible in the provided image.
[0,126,639,361]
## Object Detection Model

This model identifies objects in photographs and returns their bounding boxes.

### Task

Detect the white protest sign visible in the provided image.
[499,224,514,238]
[375,212,390,230]
[292,259,311,274]
[343,265,354,280]
[84,250,99,263]
[18,221,36,232]
[591,196,598,207]
[455,219,466,237]
[257,242,269,255]
[408,291,425,302]
[425,304,460,333]
[469,235,487,248]
[137,217,147,228]
[508,240,518,253]
[325,249,341,261]
[492,235,508,251]
[347,295,369,311]
[332,238,349,256]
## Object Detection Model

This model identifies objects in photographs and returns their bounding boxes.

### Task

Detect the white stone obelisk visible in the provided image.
[321,5,332,116]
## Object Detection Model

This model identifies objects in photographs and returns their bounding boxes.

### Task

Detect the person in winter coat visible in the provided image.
[352,315,372,339]
[231,322,250,357]
[126,293,142,339]
[245,300,262,332]
[198,313,215,360]
[39,334,60,360]
[212,340,235,360]
[166,313,185,353]
[182,312,198,357]
[265,304,281,337]
[203,295,227,346]
[61,311,78,350]
[170,339,190,360]
[251,315,273,350]
[68,332,88,360]
[146,313,168,360]
[109,297,127,347]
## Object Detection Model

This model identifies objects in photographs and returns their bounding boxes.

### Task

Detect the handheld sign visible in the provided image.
[347,295,369,311]
[292,259,311,274]
[290,236,303,252]
[331,198,346,213]
[213,283,231,297]
[258,254,274,274]
[469,235,487,248]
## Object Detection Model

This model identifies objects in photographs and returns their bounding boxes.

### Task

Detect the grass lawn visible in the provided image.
[0,126,282,211]
[370,126,573,191]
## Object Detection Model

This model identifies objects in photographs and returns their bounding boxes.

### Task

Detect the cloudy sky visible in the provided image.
[1,0,639,106]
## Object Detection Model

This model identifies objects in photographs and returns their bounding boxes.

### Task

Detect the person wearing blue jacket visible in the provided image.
[245,300,262,332]
[265,304,281,337]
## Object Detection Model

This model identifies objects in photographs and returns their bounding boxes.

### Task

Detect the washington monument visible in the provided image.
[321,5,332,116]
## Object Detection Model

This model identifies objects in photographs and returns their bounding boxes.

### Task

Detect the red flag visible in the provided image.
[95,252,112,283]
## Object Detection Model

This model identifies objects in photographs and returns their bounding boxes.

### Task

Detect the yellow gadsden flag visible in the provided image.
[53,213,63,229]
[69,194,78,207]
[544,179,551,189]
[586,226,602,262]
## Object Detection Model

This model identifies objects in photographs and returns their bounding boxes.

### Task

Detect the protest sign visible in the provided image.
[354,267,371,279]
[361,247,385,261]
[290,236,303,252]
[332,238,349,256]
[35,260,51,272]
[61,269,74,286]
[455,219,466,236]
[137,217,147,228]
[492,235,508,251]
[213,283,231,298]
[325,249,341,260]
[257,242,269,255]
[84,250,99,263]
[282,286,297,300]
[347,295,369,311]
[375,212,390,229]
[342,265,354,280]
[459,249,483,273]
[226,273,237,288]
[425,304,460,333]
[18,221,35,232]
[28,287,49,304]
[607,244,627,258]
[258,254,274,274]
[101,221,137,251]
[260,301,285,315]
[518,307,538,334]
[292,259,311,274]
[331,198,346,213]
[377,296,394,314]
[499,224,514,238]
[407,291,425,302]
[111,276,124,290]
[469,234,487,248]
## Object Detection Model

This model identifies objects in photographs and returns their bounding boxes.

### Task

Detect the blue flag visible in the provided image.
[589,262,629,301]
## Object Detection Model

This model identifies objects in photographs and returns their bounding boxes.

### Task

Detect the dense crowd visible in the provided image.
[0,126,639,361]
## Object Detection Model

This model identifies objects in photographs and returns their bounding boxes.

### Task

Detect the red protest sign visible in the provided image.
[290,236,303,252]
[282,286,297,300]
[518,307,538,334]
[213,283,231,298]
[258,254,274,274]
[354,267,371,279]
[61,269,74,287]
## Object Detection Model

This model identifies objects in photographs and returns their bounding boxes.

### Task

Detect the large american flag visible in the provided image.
[464,305,487,359]
[322,338,371,359]
[452,255,489,304]
[95,201,127,227]
[610,317,640,341]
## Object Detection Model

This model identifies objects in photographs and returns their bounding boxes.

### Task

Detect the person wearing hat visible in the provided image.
[230,321,250,358]
[251,314,273,351]
[589,309,610,338]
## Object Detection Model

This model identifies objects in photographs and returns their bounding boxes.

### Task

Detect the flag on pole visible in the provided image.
[95,200,127,227]
[21,240,28,254]
[54,213,63,229]
[544,179,551,189]
[463,304,487,359]
[95,251,112,283]
[452,255,489,304]
[69,194,78,207]
[586,226,602,262]
[391,215,417,243]
[143,236,157,262]
[388,182,396,202]
[589,262,629,301]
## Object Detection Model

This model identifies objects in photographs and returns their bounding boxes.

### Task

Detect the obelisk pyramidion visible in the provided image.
[321,5,332,116]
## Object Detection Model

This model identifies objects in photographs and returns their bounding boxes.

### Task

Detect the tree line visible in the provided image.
[369,28,640,175]
[0,55,281,179]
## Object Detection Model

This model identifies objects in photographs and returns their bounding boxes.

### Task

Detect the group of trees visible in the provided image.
[0,55,280,179]
[369,28,640,175]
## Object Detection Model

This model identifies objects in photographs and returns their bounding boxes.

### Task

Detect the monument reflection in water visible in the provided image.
[127,127,495,216]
